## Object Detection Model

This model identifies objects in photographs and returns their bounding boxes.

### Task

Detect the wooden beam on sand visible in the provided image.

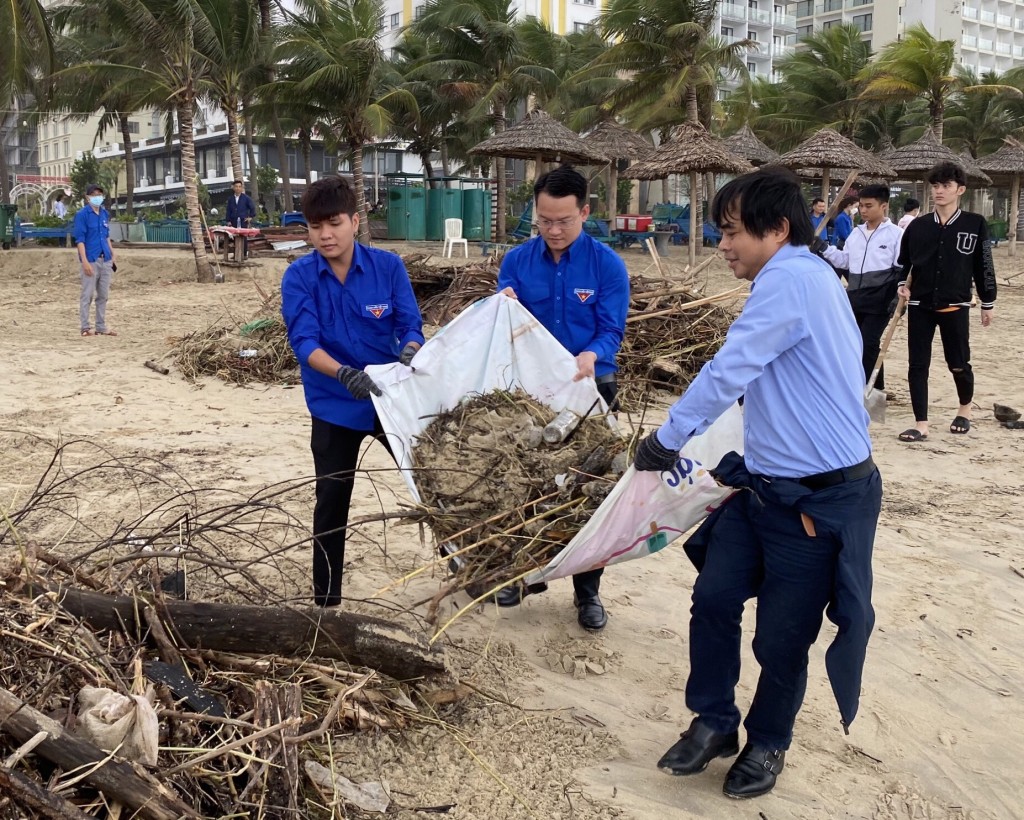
[24,584,446,682]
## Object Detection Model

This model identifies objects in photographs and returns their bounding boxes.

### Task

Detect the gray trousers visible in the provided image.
[80,259,113,332]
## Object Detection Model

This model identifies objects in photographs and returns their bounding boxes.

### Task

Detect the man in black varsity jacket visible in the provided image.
[895,161,996,442]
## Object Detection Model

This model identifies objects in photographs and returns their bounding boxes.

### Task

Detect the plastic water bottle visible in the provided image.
[236,217,241,228]
[543,409,580,444]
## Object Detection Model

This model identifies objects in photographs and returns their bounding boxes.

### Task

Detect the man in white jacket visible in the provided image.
[814,184,903,390]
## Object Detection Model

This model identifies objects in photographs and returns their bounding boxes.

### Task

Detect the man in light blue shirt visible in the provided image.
[632,168,881,800]
[282,176,424,606]
[497,166,630,630]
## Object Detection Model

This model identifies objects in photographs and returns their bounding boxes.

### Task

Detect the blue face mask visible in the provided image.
[89,195,104,207]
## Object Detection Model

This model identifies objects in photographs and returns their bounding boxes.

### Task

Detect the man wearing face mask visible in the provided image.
[74,184,117,337]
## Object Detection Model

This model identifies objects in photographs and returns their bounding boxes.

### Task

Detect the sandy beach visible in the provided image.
[1,240,1021,820]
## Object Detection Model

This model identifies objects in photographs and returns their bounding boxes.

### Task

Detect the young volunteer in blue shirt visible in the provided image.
[633,168,882,800]
[73,183,117,336]
[281,176,424,607]
[496,166,629,631]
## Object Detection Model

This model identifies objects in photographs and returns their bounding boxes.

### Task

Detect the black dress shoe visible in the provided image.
[657,718,739,775]
[723,743,785,799]
[484,581,549,607]
[574,594,607,630]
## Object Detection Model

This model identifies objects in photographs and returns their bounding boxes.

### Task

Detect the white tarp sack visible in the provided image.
[367,292,743,582]
[525,402,743,584]
[75,685,159,765]
[368,293,608,503]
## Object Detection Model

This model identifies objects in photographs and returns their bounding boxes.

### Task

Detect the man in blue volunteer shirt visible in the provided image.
[633,168,881,800]
[496,165,630,631]
[282,176,424,607]
[74,183,117,336]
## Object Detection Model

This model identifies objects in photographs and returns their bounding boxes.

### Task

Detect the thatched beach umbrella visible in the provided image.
[624,121,754,266]
[979,136,1024,256]
[776,128,896,209]
[880,129,991,210]
[469,108,610,169]
[470,109,610,238]
[583,120,653,219]
[723,125,780,167]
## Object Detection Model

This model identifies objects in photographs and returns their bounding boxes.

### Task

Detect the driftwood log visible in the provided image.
[32,585,446,681]
[0,687,199,820]
[0,764,96,820]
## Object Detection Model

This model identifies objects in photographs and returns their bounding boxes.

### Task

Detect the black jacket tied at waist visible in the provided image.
[684,451,881,732]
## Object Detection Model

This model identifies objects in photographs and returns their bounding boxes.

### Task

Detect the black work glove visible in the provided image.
[111,262,118,272]
[809,236,829,257]
[399,343,418,367]
[633,432,679,472]
[336,365,382,399]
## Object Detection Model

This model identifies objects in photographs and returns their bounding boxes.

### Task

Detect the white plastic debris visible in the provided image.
[304,760,390,813]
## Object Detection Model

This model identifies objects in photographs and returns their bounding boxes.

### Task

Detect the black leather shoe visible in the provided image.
[574,594,607,630]
[489,582,548,607]
[723,743,785,799]
[657,718,739,775]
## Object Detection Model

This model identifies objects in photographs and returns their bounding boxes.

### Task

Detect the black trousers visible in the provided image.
[854,309,890,390]
[686,471,881,750]
[907,306,973,422]
[310,415,393,606]
[572,378,619,600]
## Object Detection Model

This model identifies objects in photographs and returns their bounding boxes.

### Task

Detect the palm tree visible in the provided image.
[518,20,614,128]
[859,23,1019,142]
[388,32,459,185]
[56,0,221,282]
[945,68,1022,159]
[0,0,53,203]
[49,5,172,217]
[590,0,737,129]
[256,0,293,213]
[275,0,413,241]
[198,0,263,182]
[772,24,873,140]
[411,0,555,240]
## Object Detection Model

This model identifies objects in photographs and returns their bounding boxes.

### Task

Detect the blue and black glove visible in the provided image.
[633,432,679,472]
[336,365,382,399]
[399,343,418,367]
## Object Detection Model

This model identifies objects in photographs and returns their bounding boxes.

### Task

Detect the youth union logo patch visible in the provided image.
[365,303,389,318]
[956,232,978,255]
[574,288,595,303]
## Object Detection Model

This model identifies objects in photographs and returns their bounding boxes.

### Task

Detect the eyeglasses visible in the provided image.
[536,214,581,230]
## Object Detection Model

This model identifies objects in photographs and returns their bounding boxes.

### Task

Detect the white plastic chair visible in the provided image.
[443,217,468,257]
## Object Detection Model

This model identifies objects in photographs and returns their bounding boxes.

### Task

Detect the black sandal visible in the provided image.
[898,429,928,442]
[950,416,971,434]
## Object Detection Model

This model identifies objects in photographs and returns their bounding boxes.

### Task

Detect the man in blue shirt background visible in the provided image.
[73,183,116,336]
[497,166,630,631]
[633,168,881,800]
[282,176,424,607]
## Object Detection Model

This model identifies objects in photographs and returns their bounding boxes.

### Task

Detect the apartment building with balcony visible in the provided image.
[717,1,800,92]
[794,0,1024,75]
[378,0,603,50]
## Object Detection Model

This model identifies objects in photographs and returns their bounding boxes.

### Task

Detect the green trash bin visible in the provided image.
[426,187,465,241]
[463,189,485,240]
[0,203,17,250]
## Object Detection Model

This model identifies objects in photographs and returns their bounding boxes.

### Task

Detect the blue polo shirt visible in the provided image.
[657,243,871,477]
[497,233,629,376]
[281,243,425,430]
[72,205,113,262]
